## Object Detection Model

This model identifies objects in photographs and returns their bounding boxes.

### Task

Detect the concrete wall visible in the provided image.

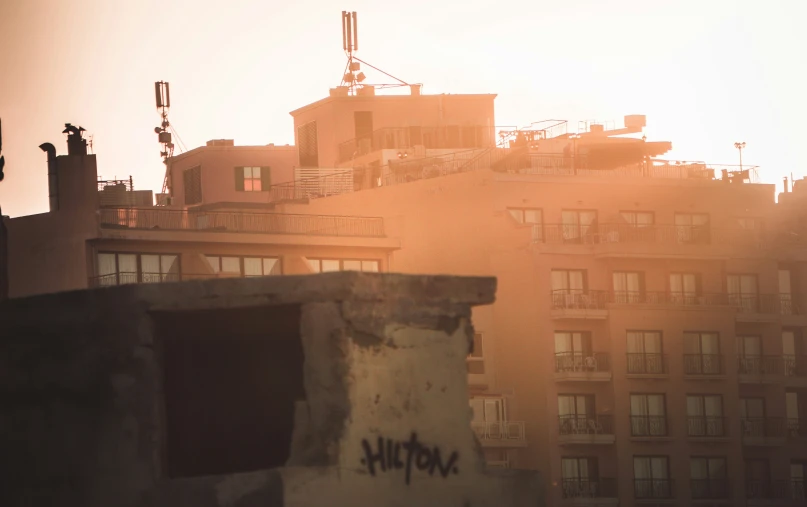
[0,273,542,507]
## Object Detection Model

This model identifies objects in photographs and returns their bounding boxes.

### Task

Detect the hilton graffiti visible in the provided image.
[359,432,460,485]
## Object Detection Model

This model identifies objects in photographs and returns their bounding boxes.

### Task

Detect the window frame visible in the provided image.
[204,255,282,277]
[96,251,181,285]
[307,258,381,273]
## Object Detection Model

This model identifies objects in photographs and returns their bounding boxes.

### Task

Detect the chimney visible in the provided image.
[63,123,88,156]
[784,177,790,193]
[39,143,58,211]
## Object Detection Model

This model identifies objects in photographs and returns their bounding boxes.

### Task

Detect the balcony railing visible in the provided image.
[89,272,182,287]
[630,416,668,437]
[687,416,728,437]
[787,418,807,438]
[554,352,611,374]
[746,479,790,499]
[691,479,730,499]
[793,479,806,500]
[550,290,610,310]
[470,421,526,442]
[684,354,724,375]
[336,125,497,163]
[99,208,386,238]
[634,479,674,499]
[627,353,668,375]
[737,355,784,376]
[558,415,614,436]
[741,417,786,438]
[610,291,732,307]
[732,293,803,315]
[538,223,763,248]
[783,355,807,377]
[561,478,618,499]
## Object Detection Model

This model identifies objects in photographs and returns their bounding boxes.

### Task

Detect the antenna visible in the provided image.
[154,81,175,194]
[338,11,414,96]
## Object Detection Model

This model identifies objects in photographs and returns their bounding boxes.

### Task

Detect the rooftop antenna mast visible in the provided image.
[339,11,415,95]
[154,81,174,194]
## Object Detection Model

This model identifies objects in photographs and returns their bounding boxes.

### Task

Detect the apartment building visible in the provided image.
[6,86,807,507]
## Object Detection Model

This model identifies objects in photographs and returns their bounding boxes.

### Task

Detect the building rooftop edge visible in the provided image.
[288,93,499,117]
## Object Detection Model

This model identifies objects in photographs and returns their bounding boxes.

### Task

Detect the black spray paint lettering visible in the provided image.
[359,432,459,485]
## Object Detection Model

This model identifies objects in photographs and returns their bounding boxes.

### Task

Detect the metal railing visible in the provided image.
[737,355,783,376]
[99,208,385,238]
[560,478,618,499]
[746,479,790,499]
[558,415,614,436]
[793,479,806,500]
[470,421,526,442]
[630,415,668,437]
[732,293,803,314]
[549,290,610,310]
[783,355,807,377]
[740,417,786,438]
[691,479,730,499]
[89,272,183,287]
[683,354,724,375]
[336,125,497,163]
[627,353,668,375]
[787,418,807,438]
[554,352,611,373]
[687,416,728,437]
[634,479,674,499]
[538,223,763,248]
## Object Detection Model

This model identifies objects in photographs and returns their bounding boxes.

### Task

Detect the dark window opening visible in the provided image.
[183,166,202,205]
[155,304,304,478]
[297,121,319,168]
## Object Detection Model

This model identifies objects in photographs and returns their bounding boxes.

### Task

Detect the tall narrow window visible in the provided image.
[554,331,592,372]
[670,273,700,304]
[467,333,485,374]
[551,269,587,309]
[561,457,599,498]
[183,166,202,205]
[780,269,793,315]
[613,271,644,303]
[791,462,806,500]
[745,460,771,499]
[630,394,667,436]
[690,457,728,499]
[558,394,594,434]
[634,456,671,499]
[687,395,725,436]
[297,121,319,168]
[737,336,763,374]
[675,213,710,244]
[684,332,721,375]
[626,331,664,374]
[561,210,598,243]
[727,274,759,312]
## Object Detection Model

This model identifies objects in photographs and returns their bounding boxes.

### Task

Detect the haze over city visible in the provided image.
[1,0,806,217]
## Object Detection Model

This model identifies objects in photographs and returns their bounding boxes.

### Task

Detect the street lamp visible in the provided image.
[734,142,746,172]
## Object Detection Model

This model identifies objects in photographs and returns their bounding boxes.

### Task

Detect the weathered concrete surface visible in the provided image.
[0,272,541,507]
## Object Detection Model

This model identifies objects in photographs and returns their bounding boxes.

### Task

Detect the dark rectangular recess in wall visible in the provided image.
[297,121,319,168]
[354,111,373,140]
[153,304,304,478]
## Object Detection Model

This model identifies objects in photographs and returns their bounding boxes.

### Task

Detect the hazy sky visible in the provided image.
[0,0,805,217]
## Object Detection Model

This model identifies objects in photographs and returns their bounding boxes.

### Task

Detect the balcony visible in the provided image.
[537,222,764,259]
[634,479,674,499]
[336,125,496,163]
[561,478,618,504]
[741,417,787,446]
[557,415,615,445]
[99,207,386,238]
[630,416,669,439]
[683,354,726,379]
[626,353,669,378]
[746,480,791,501]
[687,416,729,440]
[471,421,527,448]
[793,480,806,501]
[737,356,784,383]
[783,355,807,380]
[734,293,804,323]
[787,418,807,439]
[549,290,609,319]
[691,479,730,500]
[554,352,612,382]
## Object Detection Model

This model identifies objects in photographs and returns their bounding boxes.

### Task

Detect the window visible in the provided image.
[630,394,667,436]
[737,336,764,374]
[558,394,594,433]
[727,274,759,311]
[554,331,591,356]
[205,256,281,277]
[96,252,180,286]
[746,460,771,499]
[740,398,767,437]
[684,332,721,374]
[297,121,319,168]
[551,269,587,308]
[675,213,710,244]
[467,333,485,374]
[613,271,644,303]
[690,457,728,499]
[786,392,806,436]
[561,457,600,498]
[469,397,505,423]
[780,269,794,315]
[307,259,380,273]
[737,217,762,230]
[183,166,202,205]
[670,273,700,304]
[783,330,805,376]
[791,462,806,500]
[633,456,671,499]
[235,166,270,192]
[626,331,664,374]
[621,211,654,227]
[687,395,725,436]
[561,210,597,243]
[508,208,543,242]
[554,332,597,373]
